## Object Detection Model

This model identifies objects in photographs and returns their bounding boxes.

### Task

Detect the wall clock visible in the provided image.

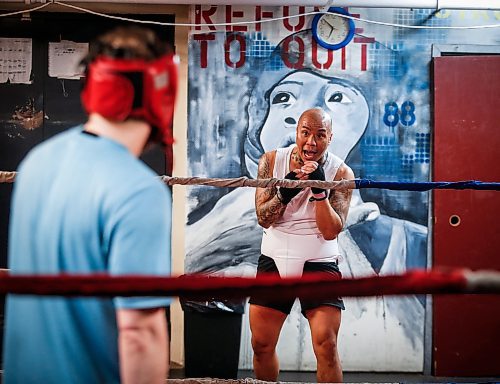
[311,7,355,51]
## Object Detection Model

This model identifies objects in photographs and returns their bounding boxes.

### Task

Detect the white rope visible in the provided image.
[162,175,355,189]
[53,1,321,27]
[464,270,500,292]
[0,2,51,17]
[1,171,355,189]
[53,2,500,29]
[2,1,498,31]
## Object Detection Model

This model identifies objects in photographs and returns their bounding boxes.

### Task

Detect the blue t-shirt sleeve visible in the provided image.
[108,181,172,309]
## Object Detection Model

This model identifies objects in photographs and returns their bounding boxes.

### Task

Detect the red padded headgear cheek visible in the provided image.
[143,55,179,146]
[81,62,135,121]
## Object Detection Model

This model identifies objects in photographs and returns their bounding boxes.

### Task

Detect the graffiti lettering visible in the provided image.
[194,5,217,31]
[283,6,306,32]
[193,6,313,33]
[383,101,399,127]
[193,33,215,68]
[225,34,246,68]
[400,101,416,126]
[193,33,370,71]
[225,5,247,32]
[383,101,416,127]
[281,35,305,69]
[255,6,275,32]
[311,38,333,69]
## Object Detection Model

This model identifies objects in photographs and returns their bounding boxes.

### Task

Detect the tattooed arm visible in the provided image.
[255,151,287,229]
[314,163,354,240]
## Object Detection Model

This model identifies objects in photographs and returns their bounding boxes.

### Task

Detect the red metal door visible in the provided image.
[433,55,500,376]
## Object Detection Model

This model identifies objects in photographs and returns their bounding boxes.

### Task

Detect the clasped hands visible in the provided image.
[277,161,327,204]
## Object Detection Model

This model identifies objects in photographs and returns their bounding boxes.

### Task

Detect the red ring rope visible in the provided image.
[0,268,498,300]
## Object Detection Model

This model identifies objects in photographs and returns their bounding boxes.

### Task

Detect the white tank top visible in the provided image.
[260,145,344,274]
[273,145,343,235]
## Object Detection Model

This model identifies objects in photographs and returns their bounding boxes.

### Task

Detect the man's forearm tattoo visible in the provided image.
[255,153,286,227]
[329,188,351,228]
[256,188,286,226]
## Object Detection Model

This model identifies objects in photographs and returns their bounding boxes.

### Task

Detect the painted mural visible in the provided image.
[186,6,499,371]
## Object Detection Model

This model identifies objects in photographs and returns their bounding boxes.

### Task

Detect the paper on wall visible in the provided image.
[0,38,32,84]
[48,40,88,80]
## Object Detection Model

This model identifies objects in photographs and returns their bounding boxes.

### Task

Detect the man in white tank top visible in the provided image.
[249,108,354,383]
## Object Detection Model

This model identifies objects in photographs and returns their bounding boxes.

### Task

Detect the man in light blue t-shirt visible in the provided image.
[3,26,178,384]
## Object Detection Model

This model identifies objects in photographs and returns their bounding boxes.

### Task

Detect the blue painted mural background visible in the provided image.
[185,7,499,370]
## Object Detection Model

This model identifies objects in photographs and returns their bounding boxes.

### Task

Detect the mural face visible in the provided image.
[259,70,369,162]
[244,69,370,183]
[186,5,499,372]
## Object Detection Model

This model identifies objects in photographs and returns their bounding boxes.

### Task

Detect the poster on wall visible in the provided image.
[185,6,499,371]
[0,38,32,84]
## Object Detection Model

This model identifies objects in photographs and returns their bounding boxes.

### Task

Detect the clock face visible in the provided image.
[317,14,351,45]
[311,7,355,50]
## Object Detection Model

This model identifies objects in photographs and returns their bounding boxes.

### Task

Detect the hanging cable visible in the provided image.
[1,1,499,30]
[0,2,51,17]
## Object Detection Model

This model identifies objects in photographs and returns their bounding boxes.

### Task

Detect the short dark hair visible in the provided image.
[82,25,170,67]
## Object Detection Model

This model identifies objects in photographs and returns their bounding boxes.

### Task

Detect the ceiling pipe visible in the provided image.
[5,0,500,9]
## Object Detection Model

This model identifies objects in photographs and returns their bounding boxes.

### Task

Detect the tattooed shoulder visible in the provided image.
[330,163,355,227]
[257,151,275,179]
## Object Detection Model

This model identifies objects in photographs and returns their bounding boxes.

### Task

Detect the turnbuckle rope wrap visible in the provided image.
[0,171,16,183]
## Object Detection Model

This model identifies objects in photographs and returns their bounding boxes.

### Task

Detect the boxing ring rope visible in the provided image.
[161,176,500,191]
[2,171,500,191]
[0,171,15,183]
[1,170,499,299]
[0,269,499,298]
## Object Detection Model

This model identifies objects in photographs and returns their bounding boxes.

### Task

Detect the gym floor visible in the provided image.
[170,367,500,383]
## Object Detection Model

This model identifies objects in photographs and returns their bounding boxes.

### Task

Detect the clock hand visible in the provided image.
[324,19,335,29]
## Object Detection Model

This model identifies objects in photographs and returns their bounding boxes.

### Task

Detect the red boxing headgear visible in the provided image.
[81,53,178,147]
